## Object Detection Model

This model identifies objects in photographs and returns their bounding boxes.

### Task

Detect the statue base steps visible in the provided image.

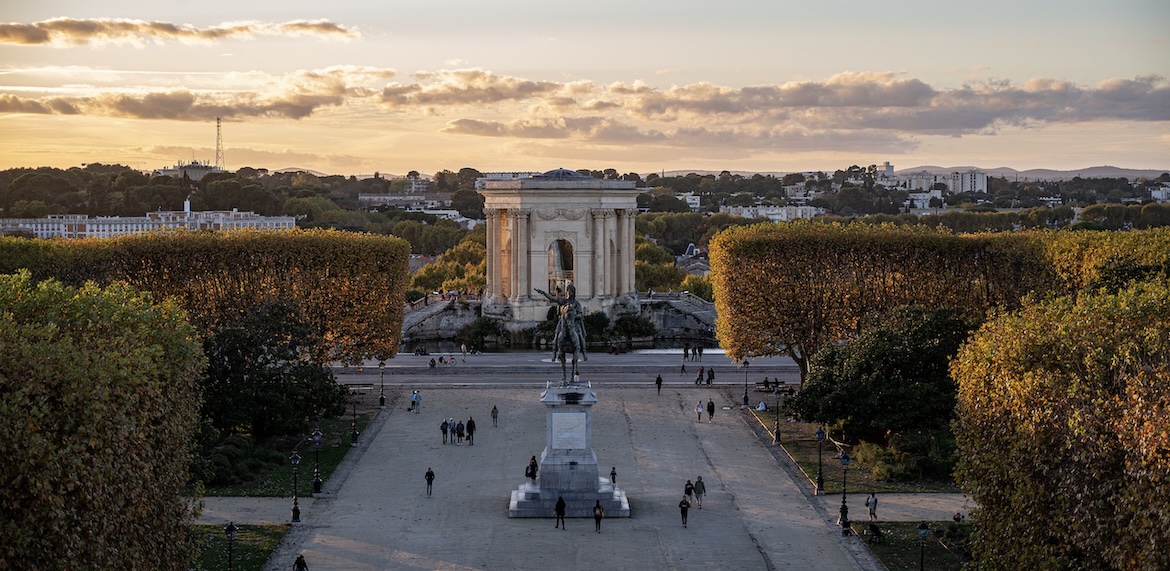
[507,478,630,518]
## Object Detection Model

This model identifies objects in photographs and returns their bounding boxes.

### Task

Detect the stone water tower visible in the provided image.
[480,169,642,327]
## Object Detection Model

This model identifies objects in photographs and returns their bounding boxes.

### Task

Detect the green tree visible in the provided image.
[0,272,205,570]
[450,189,485,219]
[789,307,972,445]
[202,299,347,438]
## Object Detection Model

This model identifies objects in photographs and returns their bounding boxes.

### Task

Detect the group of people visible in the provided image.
[439,416,476,445]
[552,497,609,533]
[695,399,716,422]
[407,390,423,413]
[681,343,704,362]
[693,366,714,385]
[678,476,708,527]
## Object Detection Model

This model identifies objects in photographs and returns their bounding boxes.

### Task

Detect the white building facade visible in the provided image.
[480,169,641,325]
[721,205,824,222]
[0,206,294,239]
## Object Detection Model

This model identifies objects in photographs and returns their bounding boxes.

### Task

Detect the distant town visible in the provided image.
[1,161,1168,242]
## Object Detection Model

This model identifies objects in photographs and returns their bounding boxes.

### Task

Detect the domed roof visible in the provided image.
[534,168,592,181]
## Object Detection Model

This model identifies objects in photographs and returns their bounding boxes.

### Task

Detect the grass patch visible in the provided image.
[866,521,973,571]
[751,411,959,494]
[205,413,372,497]
[191,523,287,571]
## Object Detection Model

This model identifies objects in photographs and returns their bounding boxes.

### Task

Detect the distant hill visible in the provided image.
[649,166,1167,182]
[896,165,1167,181]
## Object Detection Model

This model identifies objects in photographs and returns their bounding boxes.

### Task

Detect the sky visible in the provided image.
[1,0,1168,176]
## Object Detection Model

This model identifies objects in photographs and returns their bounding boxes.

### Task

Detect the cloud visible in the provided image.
[0,66,394,120]
[382,69,566,107]
[3,66,1166,160]
[0,18,358,47]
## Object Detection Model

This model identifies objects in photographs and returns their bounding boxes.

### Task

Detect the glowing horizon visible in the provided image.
[2,1,1167,176]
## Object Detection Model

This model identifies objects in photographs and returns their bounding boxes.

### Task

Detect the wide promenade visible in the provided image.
[202,351,967,570]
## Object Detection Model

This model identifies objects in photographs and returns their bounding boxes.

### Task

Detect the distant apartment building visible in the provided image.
[152,160,226,182]
[407,177,430,193]
[721,205,824,222]
[357,193,449,210]
[899,169,987,194]
[677,192,701,211]
[0,203,294,239]
[474,172,543,190]
[1152,184,1170,204]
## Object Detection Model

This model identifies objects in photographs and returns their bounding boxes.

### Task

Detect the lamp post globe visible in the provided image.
[224,521,238,571]
[917,522,930,571]
[312,428,323,494]
[838,449,851,535]
[290,452,302,522]
[814,427,826,496]
[378,361,386,408]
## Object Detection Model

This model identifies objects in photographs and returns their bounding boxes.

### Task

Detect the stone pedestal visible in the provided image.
[507,381,630,518]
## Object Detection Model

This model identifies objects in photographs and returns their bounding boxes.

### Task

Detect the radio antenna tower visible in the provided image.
[214,117,224,170]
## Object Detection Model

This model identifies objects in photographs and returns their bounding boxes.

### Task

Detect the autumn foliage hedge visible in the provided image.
[0,272,205,570]
[0,228,411,363]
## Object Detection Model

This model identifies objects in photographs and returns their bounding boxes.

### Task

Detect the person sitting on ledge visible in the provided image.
[756,401,768,411]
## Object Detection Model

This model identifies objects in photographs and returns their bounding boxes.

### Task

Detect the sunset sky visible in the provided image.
[2,1,1167,176]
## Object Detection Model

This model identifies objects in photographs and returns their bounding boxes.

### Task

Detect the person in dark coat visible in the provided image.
[455,420,465,445]
[440,418,449,444]
[491,405,499,427]
[679,496,691,527]
[593,500,604,532]
[466,416,477,445]
[684,479,695,503]
[554,496,567,529]
[655,374,663,395]
[425,468,434,496]
[706,399,715,423]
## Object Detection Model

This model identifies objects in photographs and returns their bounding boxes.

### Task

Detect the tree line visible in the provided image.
[710,222,1170,568]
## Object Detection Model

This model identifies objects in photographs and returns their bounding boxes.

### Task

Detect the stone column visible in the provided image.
[591,209,605,299]
[623,209,636,294]
[485,208,498,301]
[513,209,530,300]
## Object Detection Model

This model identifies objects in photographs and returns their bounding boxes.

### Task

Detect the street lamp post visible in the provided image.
[815,427,825,495]
[312,428,323,494]
[741,359,750,406]
[224,521,238,571]
[350,395,359,445]
[378,361,386,408]
[772,389,781,445]
[917,522,930,571]
[838,449,851,535]
[290,452,301,523]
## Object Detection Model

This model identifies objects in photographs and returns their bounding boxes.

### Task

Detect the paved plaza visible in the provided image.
[200,351,970,570]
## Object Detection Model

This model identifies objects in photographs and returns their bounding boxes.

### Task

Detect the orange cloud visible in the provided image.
[0,18,358,46]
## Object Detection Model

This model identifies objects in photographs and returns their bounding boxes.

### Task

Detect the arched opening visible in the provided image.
[548,239,575,295]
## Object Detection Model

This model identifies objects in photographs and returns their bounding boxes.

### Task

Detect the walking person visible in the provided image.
[414,390,422,413]
[440,418,449,444]
[554,496,566,529]
[491,405,499,427]
[655,374,663,395]
[682,343,690,363]
[693,476,706,509]
[679,496,691,527]
[697,346,703,361]
[866,493,878,521]
[695,401,703,422]
[593,500,605,533]
[447,418,456,444]
[684,479,695,504]
[706,367,714,385]
[455,420,465,445]
[706,398,715,423]
[610,466,617,484]
[425,467,434,497]
[294,554,309,571]
[695,366,704,385]
[466,416,477,445]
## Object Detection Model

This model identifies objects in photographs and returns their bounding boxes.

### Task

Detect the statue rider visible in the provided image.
[535,285,588,375]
